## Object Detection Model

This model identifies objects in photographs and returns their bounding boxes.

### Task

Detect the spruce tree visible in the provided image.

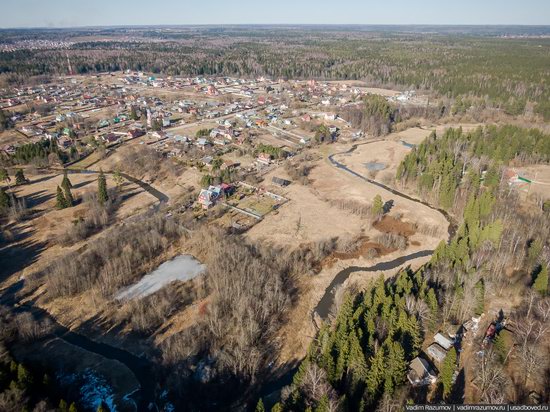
[56,186,68,209]
[271,403,283,412]
[366,349,384,401]
[130,105,139,120]
[69,403,78,412]
[440,347,457,399]
[15,169,27,185]
[113,169,123,186]
[533,265,548,296]
[0,188,10,211]
[255,398,265,412]
[61,170,73,189]
[475,280,485,315]
[0,168,9,187]
[98,170,108,205]
[201,174,213,188]
[63,184,74,206]
[493,330,511,364]
[527,239,543,268]
[372,194,384,216]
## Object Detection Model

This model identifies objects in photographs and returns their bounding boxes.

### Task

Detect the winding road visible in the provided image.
[313,139,456,320]
[63,167,169,204]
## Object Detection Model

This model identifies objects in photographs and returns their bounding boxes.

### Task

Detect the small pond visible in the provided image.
[364,161,386,171]
[401,140,416,149]
[116,255,205,300]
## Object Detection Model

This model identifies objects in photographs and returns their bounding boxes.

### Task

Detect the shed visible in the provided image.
[434,333,454,350]
[272,177,291,187]
[427,343,447,363]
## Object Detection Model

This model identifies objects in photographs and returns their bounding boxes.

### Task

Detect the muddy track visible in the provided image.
[313,140,456,319]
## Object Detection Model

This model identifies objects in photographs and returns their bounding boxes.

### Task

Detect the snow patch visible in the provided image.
[115,254,205,300]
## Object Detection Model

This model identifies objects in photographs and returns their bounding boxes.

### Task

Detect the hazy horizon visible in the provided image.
[1,0,549,28]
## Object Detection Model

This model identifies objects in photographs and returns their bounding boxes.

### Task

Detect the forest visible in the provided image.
[266,125,550,411]
[1,27,549,117]
[397,125,550,210]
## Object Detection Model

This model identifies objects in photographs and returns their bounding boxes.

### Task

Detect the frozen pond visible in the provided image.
[401,140,416,149]
[364,161,386,171]
[116,255,205,300]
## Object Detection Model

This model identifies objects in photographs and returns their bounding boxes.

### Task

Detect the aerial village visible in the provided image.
[1,67,549,410]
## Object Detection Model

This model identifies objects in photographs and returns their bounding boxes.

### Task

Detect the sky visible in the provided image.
[1,0,549,28]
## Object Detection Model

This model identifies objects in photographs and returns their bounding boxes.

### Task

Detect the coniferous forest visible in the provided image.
[268,125,550,410]
[1,26,550,118]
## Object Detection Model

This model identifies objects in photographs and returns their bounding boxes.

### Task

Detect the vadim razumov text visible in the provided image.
[405,405,549,412]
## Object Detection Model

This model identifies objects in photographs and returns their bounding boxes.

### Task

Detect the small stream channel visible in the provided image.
[259,139,457,403]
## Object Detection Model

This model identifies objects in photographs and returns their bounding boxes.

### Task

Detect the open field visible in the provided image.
[2,170,158,281]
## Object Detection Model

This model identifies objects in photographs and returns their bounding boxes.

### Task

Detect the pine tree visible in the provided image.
[475,280,485,315]
[56,186,69,209]
[61,170,73,189]
[98,170,108,205]
[0,168,10,187]
[59,400,68,412]
[440,347,457,399]
[15,169,27,185]
[63,184,74,206]
[372,194,384,216]
[527,239,543,268]
[271,403,283,412]
[69,403,78,412]
[493,330,511,364]
[0,188,10,211]
[113,169,123,186]
[130,105,139,120]
[255,398,266,412]
[533,265,548,296]
[96,402,109,412]
[17,363,32,388]
[201,174,213,188]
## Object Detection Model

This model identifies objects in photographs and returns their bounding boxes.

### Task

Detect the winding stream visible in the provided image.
[0,281,156,410]
[314,140,456,319]
[2,138,455,409]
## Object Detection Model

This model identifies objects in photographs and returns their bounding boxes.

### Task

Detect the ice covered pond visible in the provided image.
[364,161,386,171]
[116,255,205,300]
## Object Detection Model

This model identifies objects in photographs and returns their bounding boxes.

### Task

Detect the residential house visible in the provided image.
[257,153,272,166]
[221,161,240,171]
[196,138,210,150]
[328,125,339,135]
[302,113,311,123]
[198,185,222,209]
[127,128,145,139]
[57,136,73,149]
[102,133,120,144]
[207,85,219,96]
[407,357,437,387]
